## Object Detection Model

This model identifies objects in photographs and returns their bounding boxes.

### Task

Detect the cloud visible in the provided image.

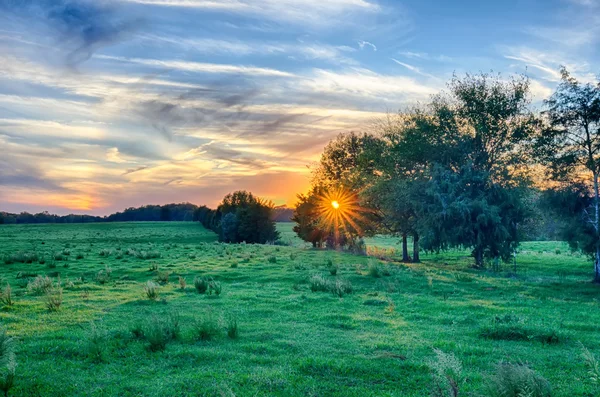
[391,58,437,79]
[100,55,296,77]
[358,40,377,51]
[121,0,380,27]
[0,0,141,67]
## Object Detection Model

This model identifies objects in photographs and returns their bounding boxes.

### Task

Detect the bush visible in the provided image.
[194,277,209,294]
[95,270,111,285]
[149,262,159,272]
[581,344,600,386]
[429,348,463,397]
[480,320,562,344]
[193,312,221,341]
[482,362,551,397]
[144,281,160,301]
[99,249,112,257]
[45,287,63,312]
[267,255,277,264]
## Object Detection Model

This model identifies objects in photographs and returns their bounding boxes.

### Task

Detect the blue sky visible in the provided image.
[0,0,598,214]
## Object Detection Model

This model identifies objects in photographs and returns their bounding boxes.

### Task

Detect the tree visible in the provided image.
[535,68,600,281]
[215,191,279,244]
[414,73,536,267]
[292,189,328,248]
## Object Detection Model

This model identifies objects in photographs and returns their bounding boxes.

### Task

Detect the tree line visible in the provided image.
[293,69,600,281]
[195,191,279,244]
[0,203,199,224]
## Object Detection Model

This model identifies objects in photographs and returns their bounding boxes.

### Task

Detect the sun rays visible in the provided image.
[316,186,372,243]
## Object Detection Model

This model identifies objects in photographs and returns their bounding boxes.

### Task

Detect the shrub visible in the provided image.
[480,320,562,344]
[95,270,111,285]
[178,276,187,290]
[482,362,551,397]
[149,262,159,272]
[145,318,169,352]
[0,328,16,397]
[144,281,160,301]
[193,312,221,341]
[27,275,53,295]
[45,287,63,312]
[130,322,145,339]
[428,348,463,397]
[0,284,13,307]
[309,274,329,292]
[194,277,209,294]
[99,249,112,257]
[267,255,277,264]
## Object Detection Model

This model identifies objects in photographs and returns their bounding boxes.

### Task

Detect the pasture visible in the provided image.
[0,222,598,396]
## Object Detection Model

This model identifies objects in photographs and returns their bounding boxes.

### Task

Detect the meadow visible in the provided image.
[0,221,598,396]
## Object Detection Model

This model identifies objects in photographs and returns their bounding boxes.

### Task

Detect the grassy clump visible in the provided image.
[0,327,16,397]
[45,286,63,312]
[208,280,222,296]
[309,274,329,292]
[309,274,352,297]
[0,284,13,307]
[367,261,382,278]
[178,276,186,290]
[144,281,160,301]
[194,277,209,294]
[193,312,221,341]
[429,348,463,397]
[482,362,551,397]
[226,315,239,339]
[155,271,169,285]
[145,313,180,352]
[480,317,562,344]
[27,275,53,295]
[3,251,39,264]
[86,321,108,363]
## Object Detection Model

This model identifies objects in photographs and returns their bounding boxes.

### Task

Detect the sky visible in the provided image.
[0,0,598,215]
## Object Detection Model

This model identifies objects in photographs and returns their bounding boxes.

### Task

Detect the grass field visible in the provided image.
[0,222,598,396]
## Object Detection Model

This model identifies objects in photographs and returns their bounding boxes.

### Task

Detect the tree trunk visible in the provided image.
[473,247,484,269]
[402,233,411,262]
[412,232,420,263]
[594,171,600,283]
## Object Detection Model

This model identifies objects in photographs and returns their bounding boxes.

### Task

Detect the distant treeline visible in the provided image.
[0,203,295,225]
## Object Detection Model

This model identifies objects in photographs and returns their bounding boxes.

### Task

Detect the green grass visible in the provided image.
[0,221,598,395]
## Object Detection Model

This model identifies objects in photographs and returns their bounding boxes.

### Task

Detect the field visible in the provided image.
[0,222,599,396]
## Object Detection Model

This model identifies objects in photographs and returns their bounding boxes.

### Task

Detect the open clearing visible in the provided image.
[0,222,598,396]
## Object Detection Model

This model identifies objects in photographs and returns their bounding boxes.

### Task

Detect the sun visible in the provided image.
[315,186,372,246]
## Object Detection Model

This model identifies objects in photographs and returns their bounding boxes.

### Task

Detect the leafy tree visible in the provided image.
[220,212,238,243]
[535,68,600,280]
[292,189,328,248]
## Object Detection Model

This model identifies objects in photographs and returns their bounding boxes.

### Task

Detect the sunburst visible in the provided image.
[316,186,371,245]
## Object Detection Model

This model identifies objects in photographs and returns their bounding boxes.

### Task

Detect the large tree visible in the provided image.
[535,68,600,281]
[411,73,536,267]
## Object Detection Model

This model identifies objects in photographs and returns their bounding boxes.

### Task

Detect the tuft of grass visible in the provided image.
[367,261,381,278]
[0,284,13,307]
[428,348,463,397]
[226,315,239,339]
[479,318,562,344]
[27,275,53,295]
[193,312,221,341]
[178,276,187,290]
[75,253,84,260]
[155,271,169,285]
[144,281,160,301]
[330,278,353,298]
[329,263,338,276]
[208,280,222,296]
[0,327,16,397]
[194,276,209,294]
[45,286,63,312]
[267,255,277,263]
[482,362,551,397]
[309,274,329,292]
[581,344,600,386]
[99,249,112,257]
[86,321,108,363]
[149,262,159,272]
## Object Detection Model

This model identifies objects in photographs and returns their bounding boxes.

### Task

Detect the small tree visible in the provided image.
[535,68,600,281]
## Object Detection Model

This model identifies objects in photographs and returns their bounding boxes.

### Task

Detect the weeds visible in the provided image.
[226,315,239,339]
[178,276,187,290]
[482,362,551,397]
[144,281,160,301]
[581,344,600,386]
[193,312,221,341]
[27,275,53,295]
[429,348,463,397]
[155,271,169,285]
[45,286,63,312]
[86,321,108,363]
[0,284,13,307]
[0,327,16,397]
[208,280,222,296]
[194,277,209,294]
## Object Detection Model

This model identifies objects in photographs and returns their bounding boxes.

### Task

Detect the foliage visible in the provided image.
[429,348,463,397]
